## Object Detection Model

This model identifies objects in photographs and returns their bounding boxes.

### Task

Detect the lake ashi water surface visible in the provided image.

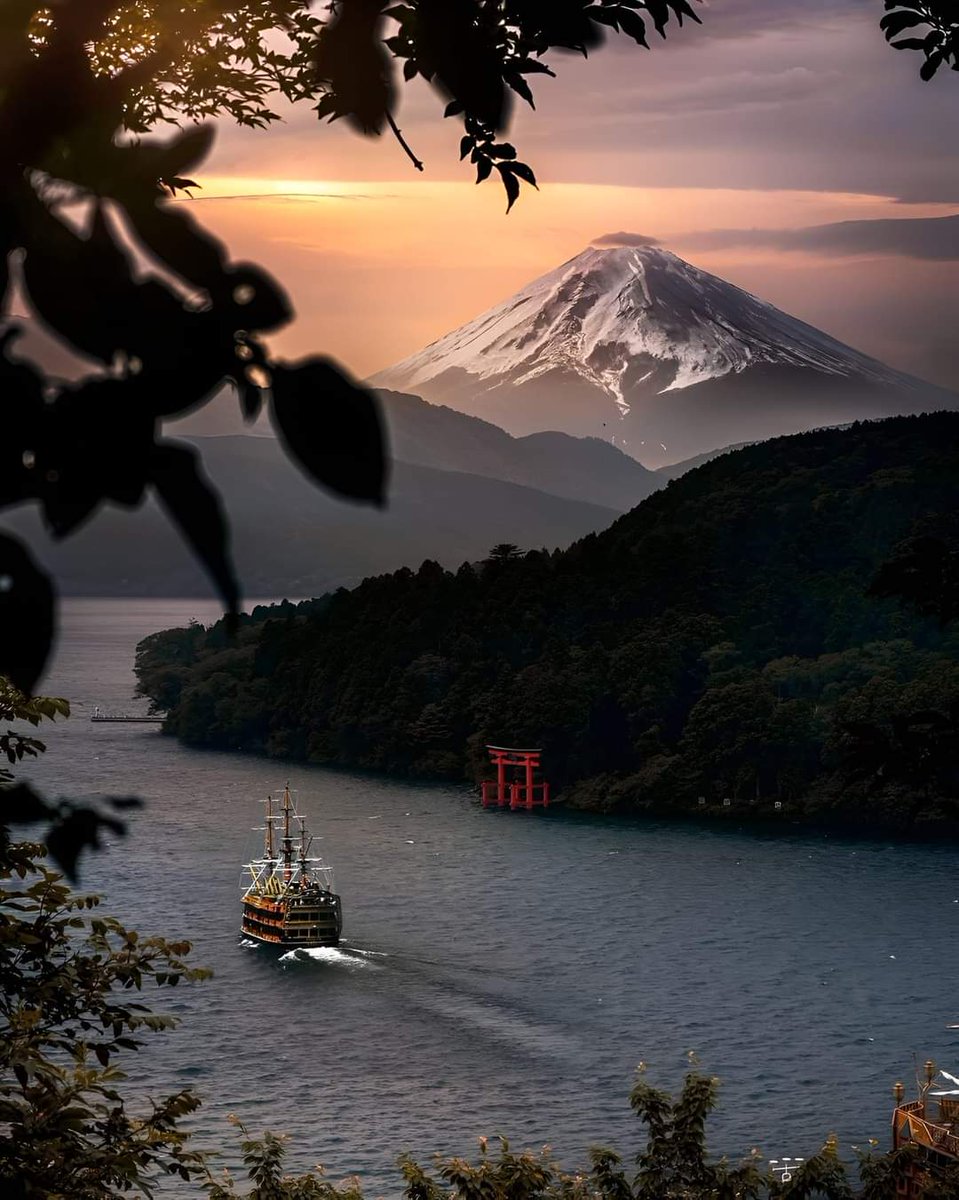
[16,598,959,1193]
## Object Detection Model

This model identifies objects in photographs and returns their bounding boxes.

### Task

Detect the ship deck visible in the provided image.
[894,1100,959,1160]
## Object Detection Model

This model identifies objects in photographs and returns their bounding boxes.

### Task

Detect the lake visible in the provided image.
[16,598,959,1193]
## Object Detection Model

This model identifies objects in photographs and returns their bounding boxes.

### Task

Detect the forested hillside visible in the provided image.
[135,413,959,833]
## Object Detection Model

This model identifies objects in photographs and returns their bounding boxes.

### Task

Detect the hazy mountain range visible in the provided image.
[6,242,955,597]
[372,244,958,468]
[377,388,657,511]
[1,313,661,595]
[2,410,656,598]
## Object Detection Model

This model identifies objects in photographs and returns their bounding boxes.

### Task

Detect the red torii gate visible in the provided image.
[481,745,550,810]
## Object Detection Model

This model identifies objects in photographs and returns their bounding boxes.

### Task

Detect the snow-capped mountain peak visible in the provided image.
[370,243,954,467]
[373,244,905,407]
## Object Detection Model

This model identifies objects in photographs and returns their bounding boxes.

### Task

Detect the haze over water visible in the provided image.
[19,599,959,1192]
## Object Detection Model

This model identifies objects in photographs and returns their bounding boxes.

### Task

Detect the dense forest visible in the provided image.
[135,413,959,834]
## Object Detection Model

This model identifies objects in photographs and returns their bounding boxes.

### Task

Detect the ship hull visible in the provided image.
[241,891,342,948]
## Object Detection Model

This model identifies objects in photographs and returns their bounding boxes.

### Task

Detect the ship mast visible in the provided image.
[298,814,312,884]
[265,793,274,859]
[282,783,293,882]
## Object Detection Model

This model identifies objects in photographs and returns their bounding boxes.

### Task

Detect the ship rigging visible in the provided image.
[240,785,342,947]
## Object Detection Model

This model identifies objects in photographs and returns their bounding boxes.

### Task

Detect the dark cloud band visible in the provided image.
[684,213,959,260]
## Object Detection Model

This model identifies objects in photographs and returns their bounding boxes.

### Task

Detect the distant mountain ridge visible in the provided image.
[7,310,659,513]
[655,440,754,479]
[372,245,958,468]
[377,389,659,511]
[1,434,623,598]
[1,319,665,596]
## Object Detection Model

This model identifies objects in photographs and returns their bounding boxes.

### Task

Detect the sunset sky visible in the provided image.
[187,0,959,392]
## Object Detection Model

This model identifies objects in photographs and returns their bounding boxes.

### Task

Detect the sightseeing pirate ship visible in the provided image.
[240,785,342,947]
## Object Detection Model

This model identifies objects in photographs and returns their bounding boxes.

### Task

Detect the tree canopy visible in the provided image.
[186,1063,959,1198]
[137,414,959,835]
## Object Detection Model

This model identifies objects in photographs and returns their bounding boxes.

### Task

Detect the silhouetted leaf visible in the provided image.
[498,164,521,212]
[46,805,125,881]
[150,442,239,615]
[417,0,508,130]
[0,533,54,695]
[881,10,927,38]
[538,3,605,53]
[508,161,538,187]
[313,0,396,134]
[37,377,157,536]
[645,0,673,36]
[666,0,702,25]
[270,357,387,505]
[505,73,535,107]
[223,263,292,333]
[21,197,139,364]
[121,192,229,294]
[921,51,945,79]
[0,335,45,509]
[162,176,201,196]
[619,11,649,46]
[138,124,216,180]
[1,782,53,826]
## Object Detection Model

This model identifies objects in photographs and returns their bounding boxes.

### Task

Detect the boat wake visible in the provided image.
[409,988,580,1059]
[278,946,380,969]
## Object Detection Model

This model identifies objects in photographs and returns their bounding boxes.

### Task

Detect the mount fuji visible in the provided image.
[371,244,957,468]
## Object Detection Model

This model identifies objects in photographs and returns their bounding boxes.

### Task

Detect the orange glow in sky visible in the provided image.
[183,178,958,386]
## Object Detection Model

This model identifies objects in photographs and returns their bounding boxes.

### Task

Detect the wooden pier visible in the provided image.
[91,707,164,723]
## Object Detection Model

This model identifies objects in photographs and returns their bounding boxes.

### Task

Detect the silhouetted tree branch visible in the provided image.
[882,2,959,79]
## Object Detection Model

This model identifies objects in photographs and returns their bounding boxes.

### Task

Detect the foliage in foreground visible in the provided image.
[0,676,146,878]
[0,687,210,1196]
[0,842,210,1197]
[204,1066,955,1200]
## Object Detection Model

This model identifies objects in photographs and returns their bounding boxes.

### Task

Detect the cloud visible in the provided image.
[683,213,959,260]
[690,0,870,39]
[202,0,959,205]
[181,192,378,203]
[591,231,661,248]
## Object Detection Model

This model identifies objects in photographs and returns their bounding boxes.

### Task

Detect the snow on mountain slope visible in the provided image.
[371,245,955,466]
